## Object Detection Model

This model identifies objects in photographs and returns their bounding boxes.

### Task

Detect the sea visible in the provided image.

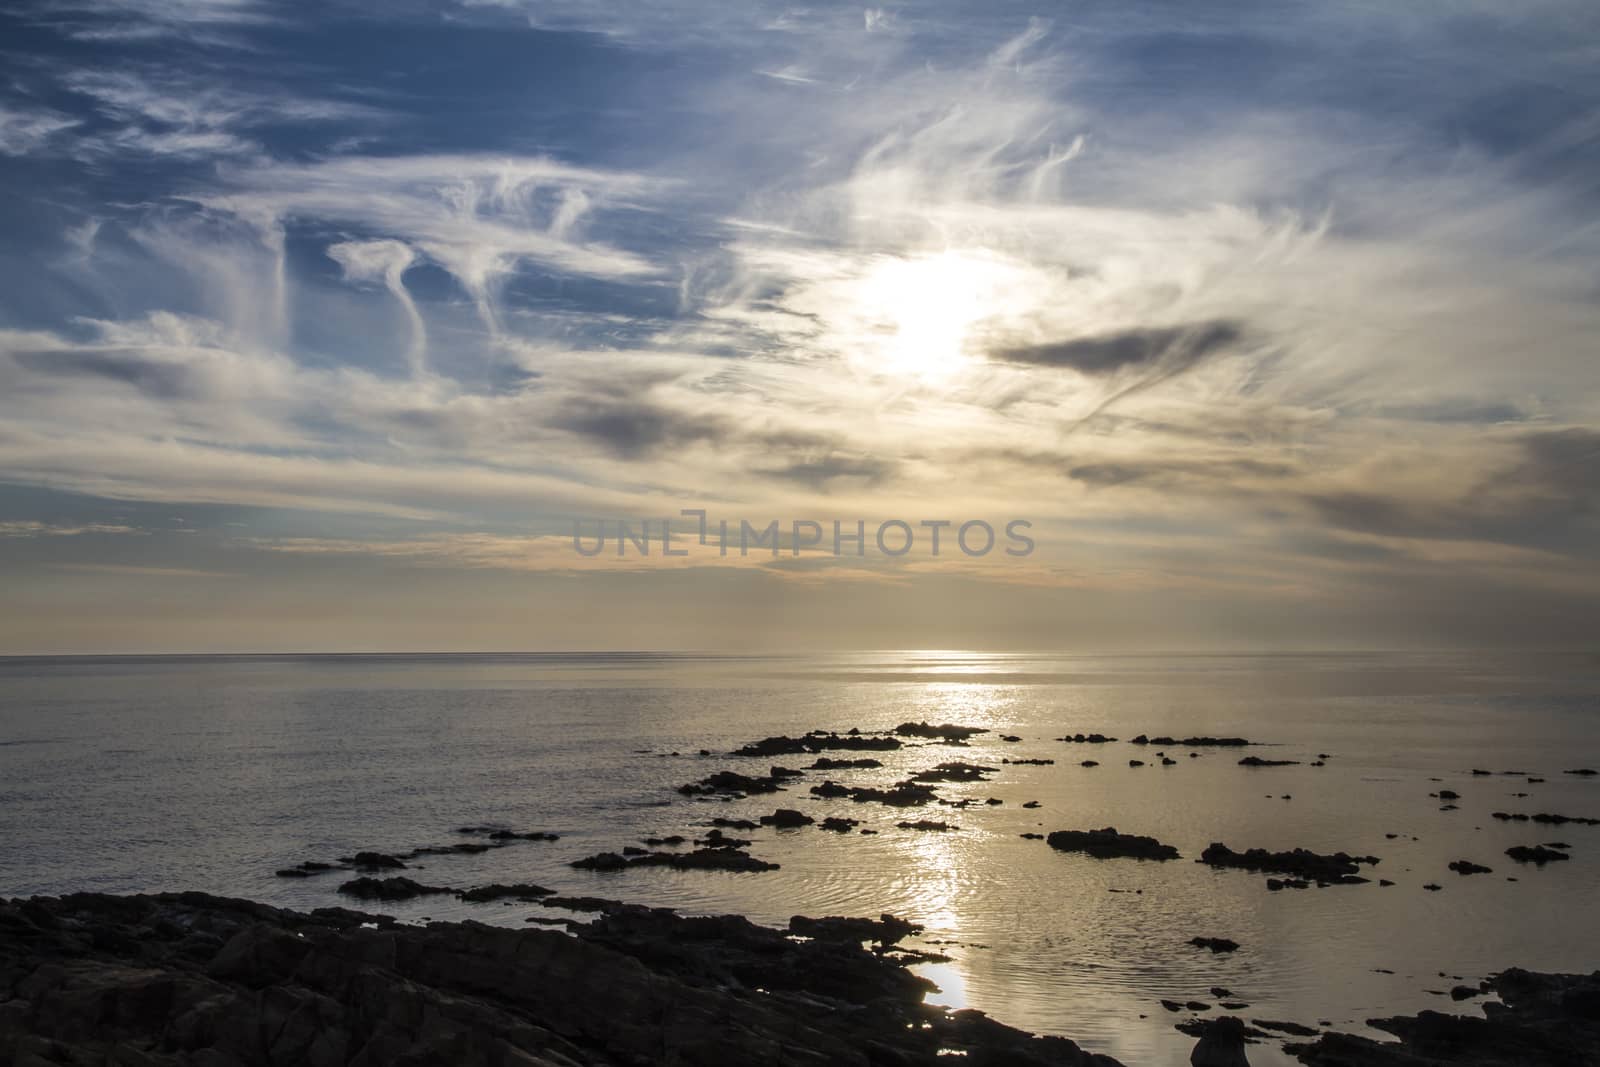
[2,650,1597,1065]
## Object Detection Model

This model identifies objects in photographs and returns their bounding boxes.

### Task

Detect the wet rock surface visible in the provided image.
[1285,967,1600,1066]
[1200,843,1380,886]
[0,891,1121,1067]
[1047,827,1183,861]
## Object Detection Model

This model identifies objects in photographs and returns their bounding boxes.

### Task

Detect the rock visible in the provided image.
[679,769,790,796]
[909,761,997,783]
[897,819,958,832]
[1190,937,1240,953]
[1058,733,1117,743]
[807,756,882,770]
[1199,843,1378,885]
[336,876,454,901]
[1130,760,1145,767]
[894,721,988,741]
[1002,734,1023,742]
[1449,860,1493,875]
[0,891,1121,1067]
[1256,1019,1319,1037]
[759,808,815,828]
[1081,760,1100,767]
[340,850,407,869]
[820,816,859,832]
[1424,883,1442,891]
[275,861,338,878]
[1238,757,1300,767]
[573,848,780,872]
[1132,735,1252,747]
[709,817,759,830]
[1437,790,1460,800]
[733,732,902,757]
[1021,832,1045,840]
[1506,845,1570,865]
[1022,800,1041,808]
[1565,768,1598,776]
[1004,758,1056,765]
[1266,878,1310,891]
[1284,967,1600,1065]
[789,913,921,946]
[809,779,940,807]
[1451,984,1484,1000]
[1047,828,1182,861]
[1492,812,1600,826]
[457,883,556,903]
[695,828,750,848]
[1188,1015,1251,1066]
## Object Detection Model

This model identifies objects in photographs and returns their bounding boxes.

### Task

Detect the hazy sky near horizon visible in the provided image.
[1,0,1598,652]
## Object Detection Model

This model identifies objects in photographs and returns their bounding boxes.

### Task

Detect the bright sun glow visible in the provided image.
[851,250,1028,381]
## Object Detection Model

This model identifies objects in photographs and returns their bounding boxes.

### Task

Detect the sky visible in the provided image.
[0,0,1598,653]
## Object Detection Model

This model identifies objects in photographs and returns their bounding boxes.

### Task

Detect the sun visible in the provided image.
[851,249,1024,381]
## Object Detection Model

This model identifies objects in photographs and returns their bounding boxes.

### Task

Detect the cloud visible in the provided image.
[989,321,1245,375]
[0,105,80,156]
[0,521,142,537]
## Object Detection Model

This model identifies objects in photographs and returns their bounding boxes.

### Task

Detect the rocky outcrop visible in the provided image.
[1046,828,1182,861]
[1286,967,1600,1065]
[1200,843,1379,886]
[1505,845,1570,865]
[0,891,1121,1067]
[909,761,998,783]
[894,721,988,741]
[571,847,780,872]
[1132,735,1252,747]
[809,779,940,807]
[733,731,902,757]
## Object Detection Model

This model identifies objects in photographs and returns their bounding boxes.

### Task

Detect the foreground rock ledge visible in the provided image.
[0,891,1120,1067]
[1286,968,1600,1066]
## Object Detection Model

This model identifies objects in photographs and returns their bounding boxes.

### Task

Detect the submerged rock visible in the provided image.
[1047,827,1182,861]
[1239,756,1301,767]
[1190,937,1241,953]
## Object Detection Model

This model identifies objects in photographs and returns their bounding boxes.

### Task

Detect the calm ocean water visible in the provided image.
[2,651,1597,1064]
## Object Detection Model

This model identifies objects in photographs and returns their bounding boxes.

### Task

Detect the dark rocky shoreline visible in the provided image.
[3,891,1597,1067]
[0,890,1119,1067]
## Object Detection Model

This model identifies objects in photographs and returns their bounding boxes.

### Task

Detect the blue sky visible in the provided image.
[1,0,1598,651]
